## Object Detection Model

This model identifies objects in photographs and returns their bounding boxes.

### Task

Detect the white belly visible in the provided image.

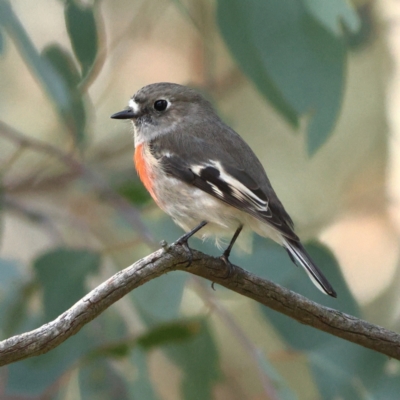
[153,173,284,246]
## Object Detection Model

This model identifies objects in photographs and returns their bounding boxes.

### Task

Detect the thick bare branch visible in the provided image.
[0,244,399,366]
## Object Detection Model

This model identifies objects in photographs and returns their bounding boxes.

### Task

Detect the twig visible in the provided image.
[0,244,400,366]
[3,195,63,244]
[0,120,153,245]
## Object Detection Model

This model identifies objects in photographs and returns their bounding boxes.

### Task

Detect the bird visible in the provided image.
[111,82,337,297]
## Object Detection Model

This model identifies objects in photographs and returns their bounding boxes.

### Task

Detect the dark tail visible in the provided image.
[283,239,337,298]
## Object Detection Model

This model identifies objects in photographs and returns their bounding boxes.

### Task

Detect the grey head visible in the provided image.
[111,82,218,145]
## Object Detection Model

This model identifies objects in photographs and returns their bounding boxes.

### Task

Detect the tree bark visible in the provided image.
[0,243,399,366]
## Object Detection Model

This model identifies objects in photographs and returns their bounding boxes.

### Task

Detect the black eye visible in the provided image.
[154,99,168,111]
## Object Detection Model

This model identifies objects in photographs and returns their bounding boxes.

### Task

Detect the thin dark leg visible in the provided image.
[222,225,243,259]
[174,221,208,268]
[220,225,243,278]
[174,220,208,245]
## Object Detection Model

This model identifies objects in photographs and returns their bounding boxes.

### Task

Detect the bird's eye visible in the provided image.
[154,99,168,111]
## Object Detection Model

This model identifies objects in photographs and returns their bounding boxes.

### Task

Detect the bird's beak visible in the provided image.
[110,108,136,120]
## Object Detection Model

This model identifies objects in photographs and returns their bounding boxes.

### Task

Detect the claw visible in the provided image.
[220,253,234,279]
[174,237,193,268]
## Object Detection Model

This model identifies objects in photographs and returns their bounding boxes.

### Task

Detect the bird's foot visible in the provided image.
[173,221,208,268]
[173,234,194,268]
[211,251,234,290]
[220,249,234,279]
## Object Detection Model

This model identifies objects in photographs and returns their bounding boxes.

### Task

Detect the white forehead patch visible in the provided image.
[129,99,140,114]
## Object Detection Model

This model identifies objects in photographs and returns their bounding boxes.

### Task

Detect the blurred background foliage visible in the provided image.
[0,0,399,399]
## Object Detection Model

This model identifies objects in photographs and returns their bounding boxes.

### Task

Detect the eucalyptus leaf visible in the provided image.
[42,44,80,87]
[0,258,25,337]
[6,326,92,396]
[250,238,356,349]
[256,351,298,400]
[128,348,160,400]
[79,359,130,400]
[132,271,187,326]
[217,0,346,154]
[0,1,70,114]
[303,0,361,37]
[308,341,386,399]
[33,248,100,321]
[370,371,400,399]
[164,319,222,400]
[42,44,87,143]
[137,319,203,350]
[65,0,98,78]
[0,1,86,144]
[0,27,4,54]
[247,237,388,398]
[134,216,188,325]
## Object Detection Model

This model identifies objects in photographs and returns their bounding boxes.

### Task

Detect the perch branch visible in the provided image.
[0,244,400,366]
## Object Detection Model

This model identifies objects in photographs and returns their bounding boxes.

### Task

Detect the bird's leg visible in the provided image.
[174,220,208,268]
[220,225,243,278]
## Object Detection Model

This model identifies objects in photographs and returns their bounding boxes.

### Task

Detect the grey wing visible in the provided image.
[150,132,298,240]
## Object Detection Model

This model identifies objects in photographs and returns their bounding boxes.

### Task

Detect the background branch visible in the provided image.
[0,244,399,366]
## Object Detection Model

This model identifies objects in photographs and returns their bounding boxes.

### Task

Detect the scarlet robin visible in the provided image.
[111,82,336,297]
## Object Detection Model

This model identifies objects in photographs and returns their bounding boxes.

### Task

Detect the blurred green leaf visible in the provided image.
[256,351,297,400]
[118,180,152,206]
[144,214,185,244]
[132,271,187,326]
[0,280,37,338]
[0,1,70,114]
[371,369,400,399]
[135,216,188,325]
[6,325,92,396]
[6,298,129,397]
[217,0,346,154]
[308,342,386,399]
[79,359,130,400]
[0,1,87,145]
[128,347,160,400]
[0,183,2,240]
[138,319,202,349]
[0,258,27,337]
[242,237,388,398]
[303,0,361,37]
[42,44,80,88]
[7,249,119,397]
[165,319,222,400]
[88,342,131,360]
[83,307,130,361]
[0,258,21,289]
[42,44,87,143]
[216,1,299,127]
[86,319,202,361]
[0,27,4,54]
[246,238,357,348]
[65,0,98,78]
[33,248,100,320]
[343,4,374,50]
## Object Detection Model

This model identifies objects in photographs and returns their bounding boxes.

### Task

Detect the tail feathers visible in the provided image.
[284,239,337,298]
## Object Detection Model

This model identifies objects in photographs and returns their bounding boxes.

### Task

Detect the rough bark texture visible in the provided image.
[0,244,399,366]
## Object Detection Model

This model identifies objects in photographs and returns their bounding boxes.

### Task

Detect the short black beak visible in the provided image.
[110,109,135,120]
